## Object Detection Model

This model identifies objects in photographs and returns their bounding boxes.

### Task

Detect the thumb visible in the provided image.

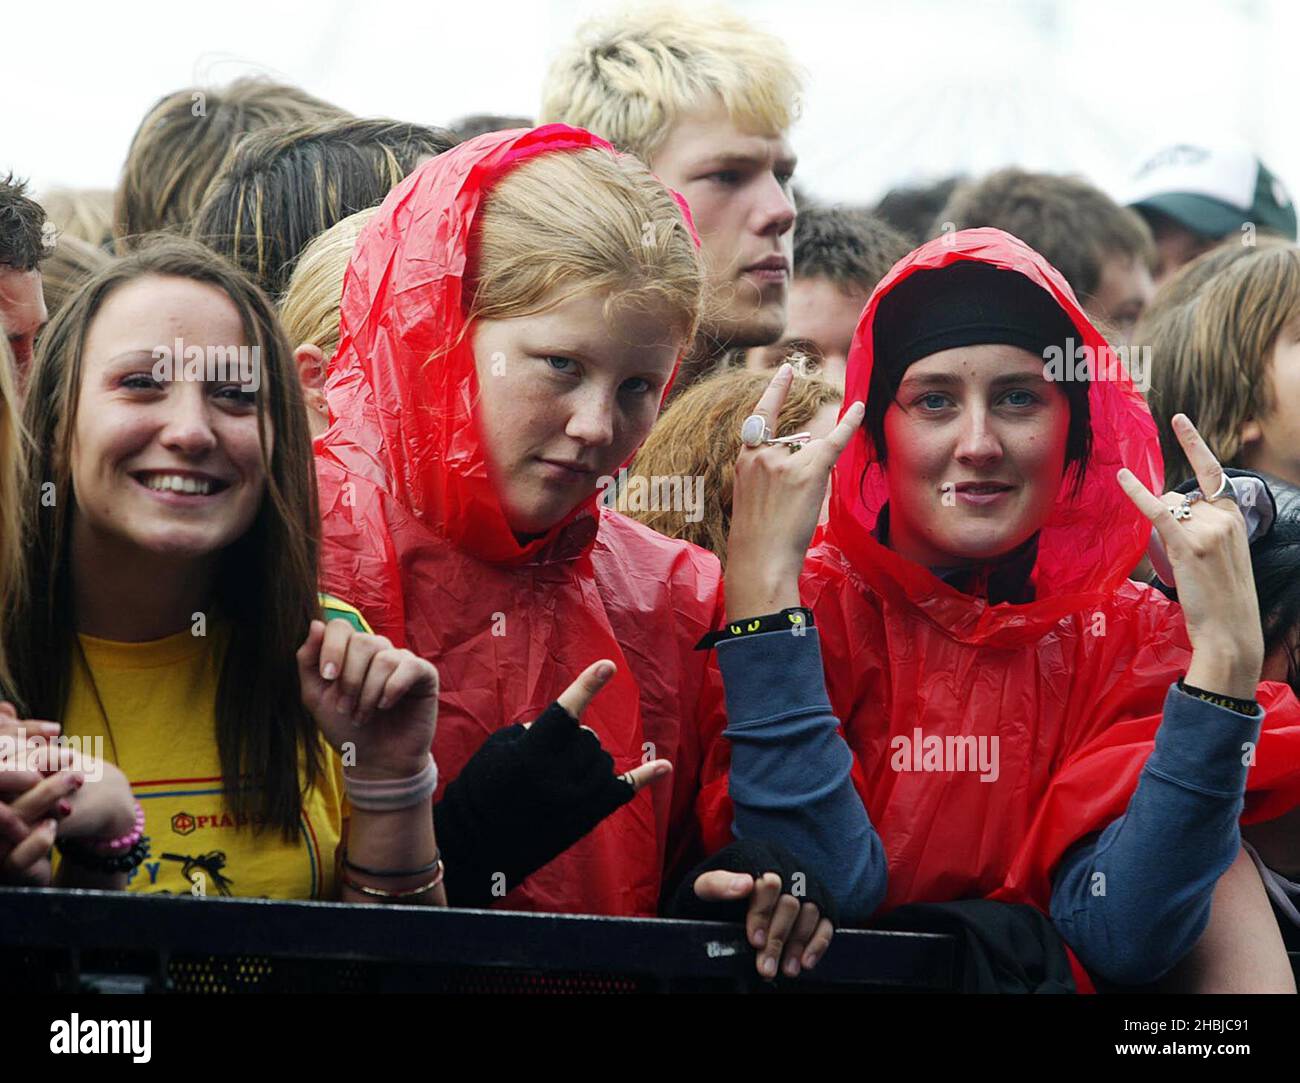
[622,758,673,794]
[694,869,755,901]
[556,659,616,721]
[296,621,326,693]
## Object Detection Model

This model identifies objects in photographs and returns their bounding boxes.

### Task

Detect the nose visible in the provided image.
[754,173,796,239]
[159,384,219,457]
[954,405,1003,467]
[564,386,615,448]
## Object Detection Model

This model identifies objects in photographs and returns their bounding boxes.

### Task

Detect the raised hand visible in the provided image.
[726,362,865,621]
[297,619,440,779]
[1118,413,1264,700]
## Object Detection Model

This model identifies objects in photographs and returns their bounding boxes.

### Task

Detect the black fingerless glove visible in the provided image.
[433,702,637,908]
[664,839,838,926]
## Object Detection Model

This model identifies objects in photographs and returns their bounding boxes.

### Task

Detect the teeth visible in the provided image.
[140,474,215,495]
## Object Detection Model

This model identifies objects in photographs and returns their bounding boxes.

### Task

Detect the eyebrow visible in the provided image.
[696,151,799,173]
[898,370,1048,389]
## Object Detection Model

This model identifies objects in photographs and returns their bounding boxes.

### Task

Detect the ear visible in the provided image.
[294,343,326,392]
[1238,416,1263,452]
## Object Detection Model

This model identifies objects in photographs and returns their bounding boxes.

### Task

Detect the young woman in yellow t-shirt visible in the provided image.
[2,237,446,904]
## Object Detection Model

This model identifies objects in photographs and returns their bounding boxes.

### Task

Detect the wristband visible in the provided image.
[694,606,814,650]
[57,835,149,874]
[1177,677,1260,717]
[344,754,438,811]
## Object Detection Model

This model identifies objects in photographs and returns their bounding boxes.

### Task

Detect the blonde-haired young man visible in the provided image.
[542,5,803,395]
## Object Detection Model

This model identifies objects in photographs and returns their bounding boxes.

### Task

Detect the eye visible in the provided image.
[916,392,953,412]
[775,169,795,188]
[620,376,654,396]
[121,373,164,392]
[544,356,577,375]
[706,170,742,186]
[213,384,257,407]
[1000,389,1039,408]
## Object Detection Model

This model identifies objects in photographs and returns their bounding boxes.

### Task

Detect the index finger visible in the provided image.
[556,659,616,720]
[747,362,795,436]
[1172,414,1226,499]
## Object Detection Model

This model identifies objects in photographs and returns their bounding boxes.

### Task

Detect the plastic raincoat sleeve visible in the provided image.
[1049,684,1263,985]
[716,627,887,922]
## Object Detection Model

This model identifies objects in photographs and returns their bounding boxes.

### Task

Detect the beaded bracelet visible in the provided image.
[57,835,149,874]
[89,801,145,855]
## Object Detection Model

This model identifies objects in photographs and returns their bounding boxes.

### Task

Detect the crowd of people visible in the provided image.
[2,3,1300,993]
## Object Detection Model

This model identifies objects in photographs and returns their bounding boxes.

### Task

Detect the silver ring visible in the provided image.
[1171,500,1194,521]
[740,414,771,448]
[1206,474,1235,503]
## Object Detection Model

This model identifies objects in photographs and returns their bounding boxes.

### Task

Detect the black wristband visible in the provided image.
[1177,677,1260,717]
[56,835,149,874]
[694,606,814,650]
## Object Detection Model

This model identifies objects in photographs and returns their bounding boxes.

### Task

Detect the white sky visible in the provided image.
[3,0,1297,207]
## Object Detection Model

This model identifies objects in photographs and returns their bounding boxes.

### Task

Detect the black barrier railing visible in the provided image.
[0,887,959,993]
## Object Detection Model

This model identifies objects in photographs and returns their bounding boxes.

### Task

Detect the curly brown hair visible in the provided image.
[623,362,841,563]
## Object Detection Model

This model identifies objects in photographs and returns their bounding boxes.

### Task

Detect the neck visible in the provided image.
[70,515,218,642]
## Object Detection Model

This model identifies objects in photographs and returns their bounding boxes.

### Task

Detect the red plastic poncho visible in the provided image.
[698,227,1300,913]
[315,125,726,916]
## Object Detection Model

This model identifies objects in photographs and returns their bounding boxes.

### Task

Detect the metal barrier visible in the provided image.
[0,887,959,993]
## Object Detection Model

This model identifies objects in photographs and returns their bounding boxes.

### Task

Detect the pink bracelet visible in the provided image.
[344,755,438,811]
[90,801,145,855]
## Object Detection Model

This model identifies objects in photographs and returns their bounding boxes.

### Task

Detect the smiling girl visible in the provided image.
[704,228,1300,988]
[5,237,444,904]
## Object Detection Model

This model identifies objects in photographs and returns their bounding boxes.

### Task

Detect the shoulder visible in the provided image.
[592,507,724,630]
[594,507,723,589]
[318,594,373,634]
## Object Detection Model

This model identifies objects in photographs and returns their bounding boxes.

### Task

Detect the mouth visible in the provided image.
[535,457,596,481]
[742,255,790,284]
[953,481,1015,506]
[131,470,232,498]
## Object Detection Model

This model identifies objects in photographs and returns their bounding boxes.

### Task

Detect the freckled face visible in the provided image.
[472,289,684,535]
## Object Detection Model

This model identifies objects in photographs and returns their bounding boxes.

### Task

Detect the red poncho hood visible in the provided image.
[698,228,1300,913]
[316,126,725,915]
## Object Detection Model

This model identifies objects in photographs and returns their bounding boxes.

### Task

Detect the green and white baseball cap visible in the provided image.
[1126,143,1297,241]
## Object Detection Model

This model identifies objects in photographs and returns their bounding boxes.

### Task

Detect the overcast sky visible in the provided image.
[3,0,1296,207]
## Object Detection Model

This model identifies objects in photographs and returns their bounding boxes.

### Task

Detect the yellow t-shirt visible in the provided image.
[59,598,368,900]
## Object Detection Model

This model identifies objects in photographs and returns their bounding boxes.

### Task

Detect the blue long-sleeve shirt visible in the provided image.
[716,627,887,922]
[718,626,1262,983]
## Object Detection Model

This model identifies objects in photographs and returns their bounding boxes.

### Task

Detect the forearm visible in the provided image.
[717,628,887,923]
[340,802,445,906]
[1050,683,1262,985]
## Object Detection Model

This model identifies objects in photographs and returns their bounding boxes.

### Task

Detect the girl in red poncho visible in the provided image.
[314,126,835,977]
[704,228,1300,988]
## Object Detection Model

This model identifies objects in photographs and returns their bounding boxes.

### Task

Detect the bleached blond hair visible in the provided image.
[540,4,803,165]
[280,207,378,363]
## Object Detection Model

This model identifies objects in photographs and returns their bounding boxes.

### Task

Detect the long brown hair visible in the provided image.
[7,236,322,836]
[1139,241,1300,486]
